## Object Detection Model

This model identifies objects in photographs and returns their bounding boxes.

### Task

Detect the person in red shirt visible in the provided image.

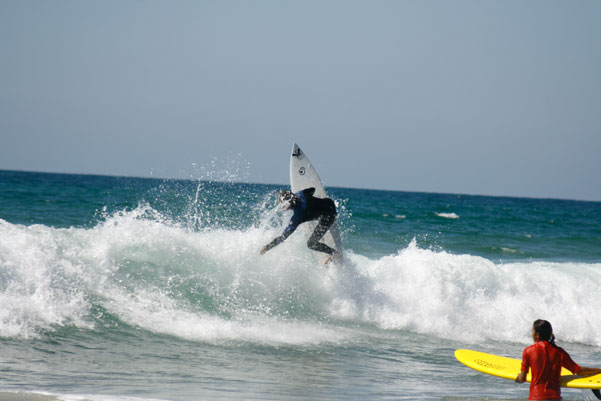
[515,319,601,400]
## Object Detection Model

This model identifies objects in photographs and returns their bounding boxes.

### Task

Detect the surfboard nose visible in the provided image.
[291,143,303,159]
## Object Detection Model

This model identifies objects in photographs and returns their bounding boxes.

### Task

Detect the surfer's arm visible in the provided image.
[261,232,290,253]
[576,367,601,376]
[260,211,302,254]
[516,350,529,383]
[558,347,601,376]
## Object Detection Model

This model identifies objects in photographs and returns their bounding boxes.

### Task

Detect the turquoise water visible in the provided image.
[1,170,600,401]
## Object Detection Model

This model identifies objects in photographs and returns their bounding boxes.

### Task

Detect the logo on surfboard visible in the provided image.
[292,148,304,160]
[298,167,305,175]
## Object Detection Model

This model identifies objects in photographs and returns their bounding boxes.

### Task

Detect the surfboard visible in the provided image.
[289,143,343,263]
[455,349,601,398]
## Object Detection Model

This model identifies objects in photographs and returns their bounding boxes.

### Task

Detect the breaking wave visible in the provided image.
[1,204,600,346]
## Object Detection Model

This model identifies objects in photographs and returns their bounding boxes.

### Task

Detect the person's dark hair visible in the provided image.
[278,190,298,208]
[533,319,556,346]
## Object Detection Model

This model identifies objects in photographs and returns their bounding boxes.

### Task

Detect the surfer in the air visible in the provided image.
[260,187,338,264]
[515,319,601,400]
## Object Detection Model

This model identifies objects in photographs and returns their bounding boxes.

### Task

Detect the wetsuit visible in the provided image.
[263,187,337,255]
[521,340,581,400]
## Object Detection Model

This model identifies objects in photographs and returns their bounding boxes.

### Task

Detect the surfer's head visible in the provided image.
[278,190,298,210]
[533,319,555,345]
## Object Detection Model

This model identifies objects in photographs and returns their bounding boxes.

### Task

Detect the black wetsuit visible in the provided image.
[263,187,337,255]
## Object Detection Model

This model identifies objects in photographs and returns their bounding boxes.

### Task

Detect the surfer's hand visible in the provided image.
[260,247,267,255]
[515,371,527,383]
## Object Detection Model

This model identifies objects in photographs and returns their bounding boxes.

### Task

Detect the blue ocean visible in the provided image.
[1,170,600,401]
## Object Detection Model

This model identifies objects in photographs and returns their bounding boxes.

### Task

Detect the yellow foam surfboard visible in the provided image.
[455,349,601,390]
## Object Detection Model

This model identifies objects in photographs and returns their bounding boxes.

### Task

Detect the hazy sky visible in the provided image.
[1,1,600,201]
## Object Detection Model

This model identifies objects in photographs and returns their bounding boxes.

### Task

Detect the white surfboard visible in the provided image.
[289,143,343,263]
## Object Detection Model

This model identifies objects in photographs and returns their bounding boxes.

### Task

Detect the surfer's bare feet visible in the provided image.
[323,255,333,265]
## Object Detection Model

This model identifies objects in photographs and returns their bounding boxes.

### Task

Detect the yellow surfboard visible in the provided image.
[455,349,601,394]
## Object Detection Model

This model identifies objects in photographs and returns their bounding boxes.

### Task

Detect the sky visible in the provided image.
[1,1,600,201]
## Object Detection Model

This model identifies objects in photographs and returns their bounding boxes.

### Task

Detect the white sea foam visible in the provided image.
[435,212,460,219]
[1,207,600,347]
[0,210,349,345]
[0,219,91,338]
[17,391,169,401]
[353,240,601,345]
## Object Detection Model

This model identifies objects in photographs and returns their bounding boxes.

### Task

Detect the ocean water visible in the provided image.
[1,170,600,401]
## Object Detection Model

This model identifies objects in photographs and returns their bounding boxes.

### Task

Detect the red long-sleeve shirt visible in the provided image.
[521,341,581,400]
